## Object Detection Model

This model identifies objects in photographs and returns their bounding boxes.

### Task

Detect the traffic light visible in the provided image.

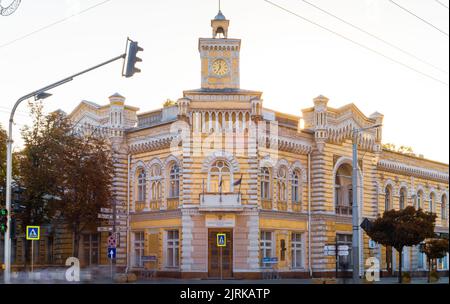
[0,208,8,235]
[123,38,143,78]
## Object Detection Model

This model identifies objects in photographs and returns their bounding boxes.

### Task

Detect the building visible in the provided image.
[10,10,449,279]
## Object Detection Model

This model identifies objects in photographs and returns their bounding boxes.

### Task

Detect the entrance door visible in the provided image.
[208,229,233,278]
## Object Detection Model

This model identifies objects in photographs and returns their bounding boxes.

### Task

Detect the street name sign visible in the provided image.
[97,227,113,232]
[101,208,113,214]
[98,213,114,220]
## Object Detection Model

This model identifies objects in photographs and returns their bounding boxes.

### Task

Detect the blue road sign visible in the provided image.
[107,247,117,260]
[263,257,279,264]
[26,226,40,240]
[217,233,226,247]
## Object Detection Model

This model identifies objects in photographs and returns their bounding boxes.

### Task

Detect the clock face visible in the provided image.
[212,59,229,76]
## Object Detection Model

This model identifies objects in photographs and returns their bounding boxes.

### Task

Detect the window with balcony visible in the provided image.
[168,164,180,198]
[150,164,162,209]
[277,166,287,202]
[208,160,231,193]
[429,193,435,213]
[335,163,353,216]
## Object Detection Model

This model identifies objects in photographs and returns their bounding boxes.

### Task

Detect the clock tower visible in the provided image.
[199,10,241,90]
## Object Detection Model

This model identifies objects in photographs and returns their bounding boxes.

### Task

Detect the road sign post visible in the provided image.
[26,226,40,278]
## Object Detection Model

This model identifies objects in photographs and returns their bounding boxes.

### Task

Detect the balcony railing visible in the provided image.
[150,200,161,211]
[292,202,302,213]
[336,205,352,216]
[135,201,146,212]
[199,193,242,211]
[277,201,288,211]
[167,198,179,210]
[262,200,272,210]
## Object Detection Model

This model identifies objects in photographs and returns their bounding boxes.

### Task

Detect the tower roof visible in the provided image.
[214,10,226,20]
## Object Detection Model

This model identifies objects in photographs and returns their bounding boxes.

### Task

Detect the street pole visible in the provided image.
[352,129,360,284]
[3,53,127,284]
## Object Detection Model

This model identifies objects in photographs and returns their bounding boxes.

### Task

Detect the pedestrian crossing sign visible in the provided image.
[26,226,40,241]
[217,233,226,247]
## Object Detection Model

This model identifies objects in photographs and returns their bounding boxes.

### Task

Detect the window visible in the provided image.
[137,169,147,202]
[417,245,426,269]
[416,191,423,210]
[208,160,231,193]
[438,255,448,270]
[291,233,303,269]
[82,234,99,266]
[400,188,407,209]
[385,186,392,211]
[260,167,271,200]
[260,231,273,267]
[291,171,301,204]
[429,193,435,213]
[442,195,448,220]
[166,230,179,268]
[335,164,353,215]
[337,234,353,270]
[169,164,180,198]
[133,232,145,268]
[150,164,162,201]
[277,166,288,202]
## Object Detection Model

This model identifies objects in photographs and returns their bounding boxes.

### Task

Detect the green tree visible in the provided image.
[58,129,113,258]
[422,238,449,282]
[366,206,436,283]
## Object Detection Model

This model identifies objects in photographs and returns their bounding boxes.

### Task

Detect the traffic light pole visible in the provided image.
[3,53,128,284]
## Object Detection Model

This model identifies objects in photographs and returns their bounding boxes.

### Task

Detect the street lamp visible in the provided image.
[351,124,382,284]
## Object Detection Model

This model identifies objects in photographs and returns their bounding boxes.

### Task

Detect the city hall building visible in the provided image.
[10,10,449,279]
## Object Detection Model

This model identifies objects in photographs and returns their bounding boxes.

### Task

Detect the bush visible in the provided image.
[429,270,440,283]
[402,272,411,283]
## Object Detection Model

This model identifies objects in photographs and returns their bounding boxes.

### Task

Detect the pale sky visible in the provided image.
[0,0,449,163]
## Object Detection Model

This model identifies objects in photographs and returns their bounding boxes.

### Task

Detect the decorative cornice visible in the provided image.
[128,133,180,154]
[378,159,449,183]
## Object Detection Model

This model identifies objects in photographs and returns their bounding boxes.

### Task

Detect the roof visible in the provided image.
[214,10,226,20]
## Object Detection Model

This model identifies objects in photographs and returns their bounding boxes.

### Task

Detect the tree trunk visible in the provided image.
[73,230,81,258]
[427,258,431,283]
[398,247,403,284]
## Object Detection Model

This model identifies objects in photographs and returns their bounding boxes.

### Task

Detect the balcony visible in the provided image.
[277,201,288,211]
[199,193,243,212]
[135,201,146,212]
[336,205,352,216]
[292,202,302,213]
[262,200,272,210]
[150,200,161,211]
[167,198,180,210]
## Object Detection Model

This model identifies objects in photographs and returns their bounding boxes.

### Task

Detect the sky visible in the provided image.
[0,0,449,163]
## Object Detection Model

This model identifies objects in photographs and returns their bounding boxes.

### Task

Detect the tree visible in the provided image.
[422,238,449,282]
[365,206,436,283]
[17,102,70,264]
[58,128,113,258]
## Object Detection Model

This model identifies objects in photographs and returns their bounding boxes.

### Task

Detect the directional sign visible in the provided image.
[217,233,226,247]
[97,227,113,232]
[324,245,336,251]
[98,213,114,220]
[101,208,113,214]
[107,247,117,260]
[262,257,279,264]
[338,250,349,256]
[26,226,40,241]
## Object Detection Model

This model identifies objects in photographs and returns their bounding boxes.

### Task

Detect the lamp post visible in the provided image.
[351,124,382,284]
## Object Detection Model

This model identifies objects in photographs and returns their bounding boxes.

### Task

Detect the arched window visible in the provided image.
[277,166,288,202]
[385,185,392,211]
[208,160,231,193]
[261,167,271,200]
[429,193,435,213]
[416,190,423,210]
[335,163,353,215]
[150,164,162,201]
[169,164,180,198]
[291,170,302,204]
[400,188,407,209]
[137,169,147,202]
[442,195,448,220]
